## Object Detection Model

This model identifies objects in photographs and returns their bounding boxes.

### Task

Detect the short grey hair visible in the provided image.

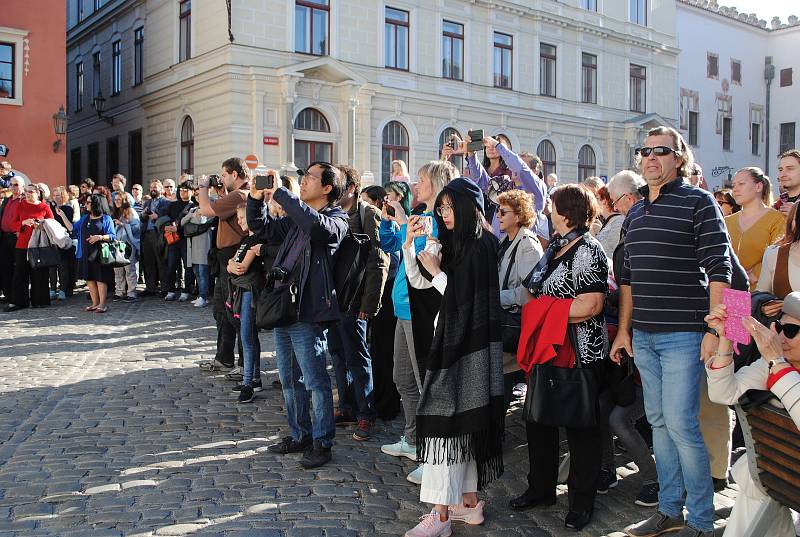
[608,170,645,200]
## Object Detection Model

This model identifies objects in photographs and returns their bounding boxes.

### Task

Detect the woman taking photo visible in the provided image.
[111,195,141,301]
[4,184,54,312]
[75,194,116,313]
[182,191,213,308]
[402,177,504,537]
[726,167,784,290]
[386,180,413,217]
[510,184,608,531]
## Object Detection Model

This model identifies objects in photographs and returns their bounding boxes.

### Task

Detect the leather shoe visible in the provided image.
[565,509,592,531]
[508,489,556,511]
[3,304,23,312]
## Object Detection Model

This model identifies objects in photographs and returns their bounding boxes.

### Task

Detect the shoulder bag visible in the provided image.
[500,240,522,353]
[255,235,304,330]
[28,245,61,269]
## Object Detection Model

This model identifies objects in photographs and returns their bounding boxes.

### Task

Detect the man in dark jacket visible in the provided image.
[327,165,389,441]
[0,176,23,301]
[247,161,348,469]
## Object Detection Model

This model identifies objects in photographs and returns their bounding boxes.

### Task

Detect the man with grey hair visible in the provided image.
[0,175,24,301]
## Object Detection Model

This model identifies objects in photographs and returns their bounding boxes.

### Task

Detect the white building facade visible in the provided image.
[66,0,680,187]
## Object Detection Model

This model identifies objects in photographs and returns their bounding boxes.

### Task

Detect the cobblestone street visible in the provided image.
[0,293,736,537]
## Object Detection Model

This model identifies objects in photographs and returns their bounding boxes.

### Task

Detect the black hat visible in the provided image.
[443,177,486,215]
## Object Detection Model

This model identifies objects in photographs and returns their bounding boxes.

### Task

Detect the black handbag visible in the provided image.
[28,245,61,269]
[183,220,212,238]
[604,354,636,408]
[255,279,299,330]
[523,325,601,428]
[500,241,522,353]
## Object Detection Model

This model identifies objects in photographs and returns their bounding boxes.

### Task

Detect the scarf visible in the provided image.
[416,232,505,490]
[523,228,588,294]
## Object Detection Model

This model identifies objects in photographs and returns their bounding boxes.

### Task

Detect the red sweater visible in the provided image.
[11,201,53,248]
[517,295,575,373]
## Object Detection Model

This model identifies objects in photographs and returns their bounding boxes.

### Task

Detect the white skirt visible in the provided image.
[419,439,478,505]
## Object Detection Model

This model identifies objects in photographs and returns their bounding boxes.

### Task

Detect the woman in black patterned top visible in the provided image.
[509,184,608,531]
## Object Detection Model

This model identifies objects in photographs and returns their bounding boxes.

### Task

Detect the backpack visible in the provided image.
[332,203,372,313]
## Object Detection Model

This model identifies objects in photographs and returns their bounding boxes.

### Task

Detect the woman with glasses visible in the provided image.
[725,168,785,290]
[703,292,800,537]
[592,185,625,258]
[4,185,54,312]
[714,189,740,217]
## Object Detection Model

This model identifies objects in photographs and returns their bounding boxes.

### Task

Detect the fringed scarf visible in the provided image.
[415,232,506,490]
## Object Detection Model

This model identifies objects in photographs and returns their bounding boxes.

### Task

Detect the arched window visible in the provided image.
[382,120,409,184]
[537,139,557,179]
[438,127,463,175]
[180,116,194,174]
[578,144,596,181]
[293,108,332,171]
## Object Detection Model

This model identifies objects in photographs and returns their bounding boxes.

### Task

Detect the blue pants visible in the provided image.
[192,264,209,300]
[327,312,376,421]
[239,290,260,386]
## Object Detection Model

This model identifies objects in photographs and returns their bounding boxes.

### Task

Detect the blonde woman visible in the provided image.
[68,185,81,222]
[391,160,411,182]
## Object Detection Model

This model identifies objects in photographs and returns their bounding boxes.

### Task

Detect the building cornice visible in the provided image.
[677,0,800,32]
[67,0,144,46]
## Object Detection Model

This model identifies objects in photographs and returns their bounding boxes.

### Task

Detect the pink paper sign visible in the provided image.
[722,288,751,353]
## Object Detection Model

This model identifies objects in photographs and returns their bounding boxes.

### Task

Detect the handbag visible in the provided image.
[103,240,131,268]
[88,242,110,263]
[255,234,305,330]
[523,325,601,428]
[183,220,212,238]
[604,355,636,408]
[28,245,61,269]
[500,241,522,353]
[164,228,180,245]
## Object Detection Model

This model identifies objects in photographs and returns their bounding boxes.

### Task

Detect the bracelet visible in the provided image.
[715,351,734,357]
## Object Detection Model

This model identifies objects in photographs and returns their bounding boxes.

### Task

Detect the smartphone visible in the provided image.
[467,129,484,152]
[448,136,459,151]
[780,191,790,203]
[419,215,433,236]
[722,288,752,347]
[255,174,274,190]
[385,202,396,217]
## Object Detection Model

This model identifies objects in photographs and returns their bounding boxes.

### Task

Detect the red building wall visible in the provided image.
[0,0,67,188]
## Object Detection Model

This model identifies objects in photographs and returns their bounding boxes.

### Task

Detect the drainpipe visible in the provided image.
[764,57,775,175]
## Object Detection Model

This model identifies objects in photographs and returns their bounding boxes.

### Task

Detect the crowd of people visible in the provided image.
[2,131,800,537]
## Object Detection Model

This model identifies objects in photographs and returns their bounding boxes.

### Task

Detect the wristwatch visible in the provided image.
[768,357,788,370]
[705,326,719,338]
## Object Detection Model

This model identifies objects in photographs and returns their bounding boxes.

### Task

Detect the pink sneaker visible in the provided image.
[448,500,485,525]
[404,510,452,537]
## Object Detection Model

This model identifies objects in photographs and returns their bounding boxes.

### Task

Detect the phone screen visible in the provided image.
[255,175,274,190]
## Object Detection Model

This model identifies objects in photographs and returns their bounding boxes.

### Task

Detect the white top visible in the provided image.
[756,243,800,295]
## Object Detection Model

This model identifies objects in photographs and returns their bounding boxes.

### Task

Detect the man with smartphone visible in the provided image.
[776,149,800,215]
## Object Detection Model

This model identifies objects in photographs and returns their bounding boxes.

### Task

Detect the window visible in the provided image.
[134,27,144,86]
[294,108,330,132]
[438,127,463,173]
[781,68,793,87]
[94,0,102,10]
[70,148,82,185]
[295,0,329,56]
[129,130,143,184]
[582,0,597,11]
[780,123,796,155]
[688,111,699,146]
[630,64,646,113]
[493,32,512,89]
[581,52,597,104]
[106,136,119,179]
[442,21,463,81]
[0,43,15,99]
[385,7,409,71]
[92,51,101,98]
[630,0,647,25]
[111,40,121,95]
[381,121,409,184]
[731,60,742,85]
[707,53,719,79]
[537,139,557,179]
[78,0,85,21]
[179,0,191,62]
[578,145,596,182]
[293,108,332,172]
[75,62,84,111]
[180,116,194,174]
[540,43,556,97]
[751,122,760,156]
[722,117,732,151]
[88,142,100,183]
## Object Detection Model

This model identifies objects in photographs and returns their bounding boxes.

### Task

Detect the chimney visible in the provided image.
[772,16,782,29]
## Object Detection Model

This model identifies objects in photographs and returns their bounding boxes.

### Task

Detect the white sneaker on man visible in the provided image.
[194,298,209,307]
[406,464,423,485]
[178,292,190,302]
[164,292,177,301]
[404,511,451,537]
[448,500,485,525]
[381,436,417,460]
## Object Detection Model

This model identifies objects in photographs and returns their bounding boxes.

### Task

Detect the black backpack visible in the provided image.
[332,204,371,313]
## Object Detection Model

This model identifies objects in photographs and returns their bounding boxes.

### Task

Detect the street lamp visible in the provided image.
[52,105,68,153]
[91,91,114,125]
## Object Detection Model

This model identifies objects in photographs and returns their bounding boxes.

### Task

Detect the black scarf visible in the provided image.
[524,227,588,294]
[416,232,505,490]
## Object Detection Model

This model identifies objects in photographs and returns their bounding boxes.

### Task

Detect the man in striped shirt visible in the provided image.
[612,127,732,537]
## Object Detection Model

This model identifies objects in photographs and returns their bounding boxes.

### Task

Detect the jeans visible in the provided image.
[327,312,376,421]
[601,386,658,485]
[274,322,335,448]
[239,290,261,386]
[193,264,210,300]
[633,329,714,532]
[165,240,195,293]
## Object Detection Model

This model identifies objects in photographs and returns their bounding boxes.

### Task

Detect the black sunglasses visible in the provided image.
[636,146,677,157]
[775,320,800,339]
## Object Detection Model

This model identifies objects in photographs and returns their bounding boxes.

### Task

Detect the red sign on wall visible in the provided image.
[263,136,279,146]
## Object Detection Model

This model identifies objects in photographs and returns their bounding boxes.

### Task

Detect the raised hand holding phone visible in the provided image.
[722,288,752,353]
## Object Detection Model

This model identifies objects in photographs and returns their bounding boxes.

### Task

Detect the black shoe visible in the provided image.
[232,380,262,393]
[271,379,282,390]
[113,294,125,301]
[673,525,714,537]
[334,410,356,426]
[634,482,660,507]
[267,436,312,455]
[596,468,619,494]
[300,441,332,469]
[237,386,255,403]
[712,477,728,492]
[626,511,685,537]
[3,304,24,312]
[565,509,592,531]
[139,290,156,297]
[508,489,556,511]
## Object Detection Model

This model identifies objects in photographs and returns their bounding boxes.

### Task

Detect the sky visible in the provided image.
[719,0,798,22]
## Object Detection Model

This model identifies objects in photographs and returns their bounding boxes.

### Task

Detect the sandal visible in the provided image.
[93,306,108,313]
[85,305,98,312]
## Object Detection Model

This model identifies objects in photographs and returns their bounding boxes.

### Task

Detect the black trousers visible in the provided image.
[213,245,243,368]
[141,230,166,293]
[526,419,602,514]
[0,233,17,298]
[11,248,51,308]
[369,277,401,421]
[50,246,76,295]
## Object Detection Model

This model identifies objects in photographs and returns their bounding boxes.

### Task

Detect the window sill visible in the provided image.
[0,97,23,107]
[385,66,410,72]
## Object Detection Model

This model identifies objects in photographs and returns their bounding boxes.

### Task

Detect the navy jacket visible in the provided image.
[247,187,348,326]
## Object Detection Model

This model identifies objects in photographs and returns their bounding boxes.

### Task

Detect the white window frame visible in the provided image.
[0,28,27,107]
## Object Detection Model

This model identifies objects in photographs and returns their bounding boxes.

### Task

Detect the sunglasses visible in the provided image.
[775,321,800,339]
[636,146,677,157]
[497,209,516,217]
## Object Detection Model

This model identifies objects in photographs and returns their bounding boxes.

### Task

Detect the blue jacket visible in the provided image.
[379,213,438,321]
[75,214,116,260]
[247,187,348,326]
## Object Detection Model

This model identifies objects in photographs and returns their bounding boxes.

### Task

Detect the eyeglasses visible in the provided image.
[164,186,175,189]
[497,208,516,217]
[24,189,37,194]
[611,192,628,209]
[636,146,677,158]
[436,204,453,216]
[775,320,800,339]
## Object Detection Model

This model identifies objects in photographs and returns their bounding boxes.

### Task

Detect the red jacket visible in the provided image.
[12,201,53,248]
[517,295,575,374]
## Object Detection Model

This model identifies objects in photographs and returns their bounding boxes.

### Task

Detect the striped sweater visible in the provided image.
[619,178,732,332]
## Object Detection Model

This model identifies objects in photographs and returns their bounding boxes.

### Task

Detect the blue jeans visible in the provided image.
[193,264,209,299]
[327,312,376,421]
[274,322,335,448]
[633,329,714,532]
[239,290,260,386]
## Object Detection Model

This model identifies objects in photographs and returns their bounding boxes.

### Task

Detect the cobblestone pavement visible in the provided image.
[0,292,736,537]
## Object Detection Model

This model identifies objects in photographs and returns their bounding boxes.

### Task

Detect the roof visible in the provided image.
[678,0,799,32]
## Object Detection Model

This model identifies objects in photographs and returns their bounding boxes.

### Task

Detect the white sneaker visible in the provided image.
[381,436,417,460]
[164,292,177,301]
[191,297,201,304]
[194,298,209,308]
[406,464,423,485]
[404,510,451,537]
[448,500,485,525]
[49,290,57,299]
[178,292,190,302]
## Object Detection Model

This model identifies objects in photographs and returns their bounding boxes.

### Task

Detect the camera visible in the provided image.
[269,266,289,283]
[208,174,223,189]
[467,129,484,152]
[255,174,274,190]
